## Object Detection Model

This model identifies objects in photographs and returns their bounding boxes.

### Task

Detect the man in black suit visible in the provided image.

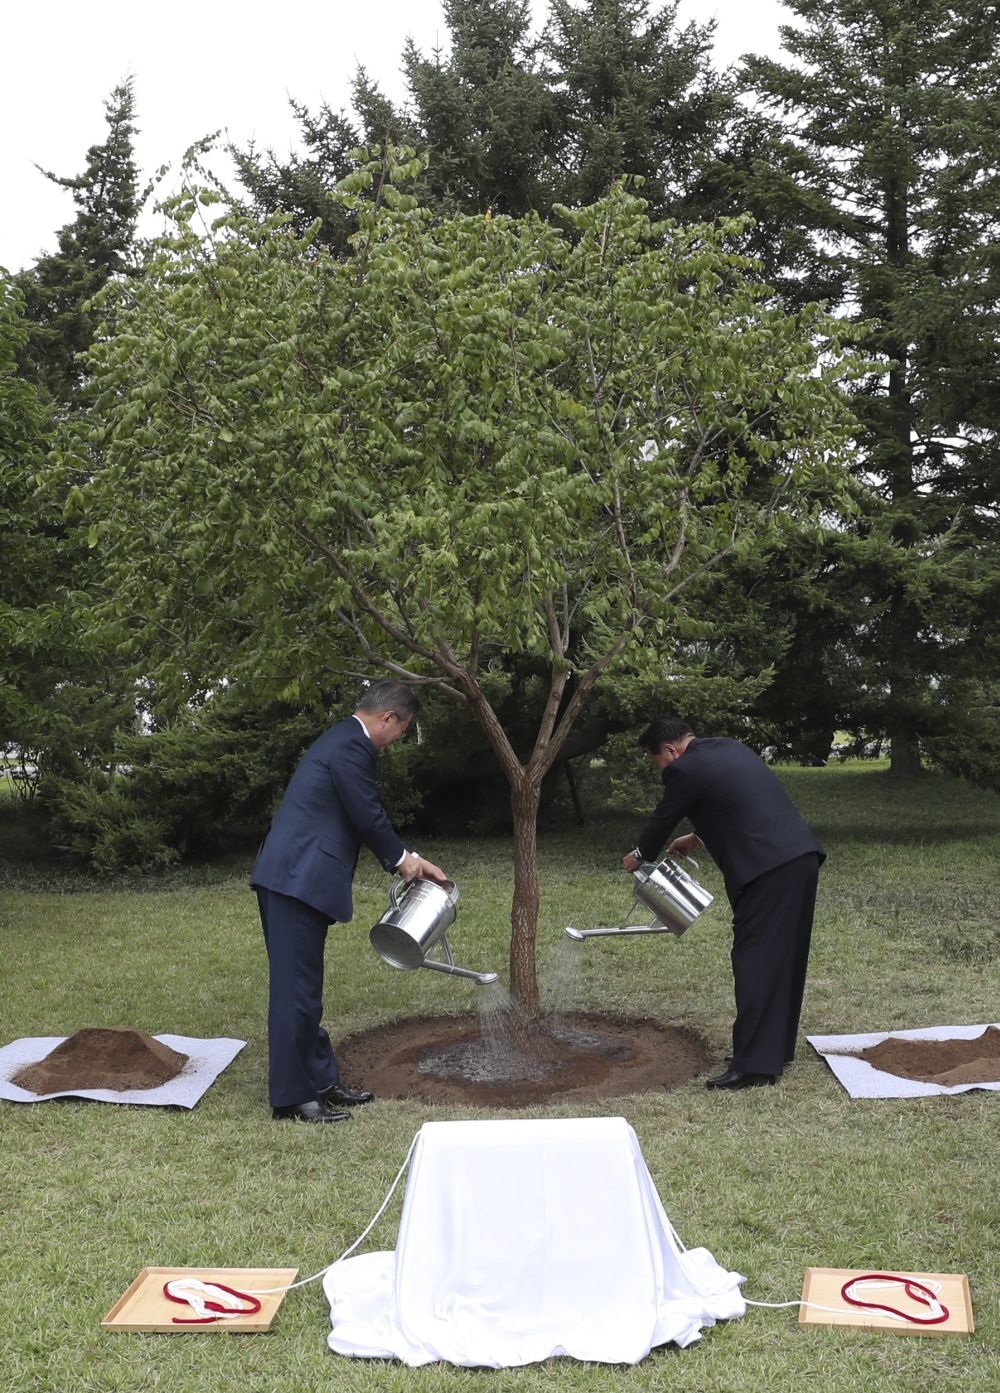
[623,718,824,1090]
[252,681,448,1122]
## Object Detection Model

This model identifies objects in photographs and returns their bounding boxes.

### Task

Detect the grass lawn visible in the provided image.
[1,761,998,1391]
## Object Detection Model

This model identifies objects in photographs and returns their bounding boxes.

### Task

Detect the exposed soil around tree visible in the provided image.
[336,1010,716,1108]
[851,1025,1000,1087]
[11,1027,189,1094]
[14,1020,996,1106]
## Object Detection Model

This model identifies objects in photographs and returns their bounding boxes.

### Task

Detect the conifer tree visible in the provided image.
[232,0,731,233]
[4,82,141,820]
[0,280,131,799]
[0,281,49,777]
[733,0,1000,772]
[400,0,559,215]
[16,79,140,406]
[540,0,730,221]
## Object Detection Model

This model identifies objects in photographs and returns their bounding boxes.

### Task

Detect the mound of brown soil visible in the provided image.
[336,1011,715,1108]
[12,1027,189,1094]
[854,1026,1000,1086]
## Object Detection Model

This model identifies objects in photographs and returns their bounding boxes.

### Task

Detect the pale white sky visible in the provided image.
[1,0,791,274]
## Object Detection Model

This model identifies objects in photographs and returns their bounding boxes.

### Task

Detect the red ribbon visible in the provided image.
[162,1280,263,1324]
[840,1273,949,1325]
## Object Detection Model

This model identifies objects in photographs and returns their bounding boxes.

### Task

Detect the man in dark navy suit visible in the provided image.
[623,717,824,1091]
[252,681,448,1122]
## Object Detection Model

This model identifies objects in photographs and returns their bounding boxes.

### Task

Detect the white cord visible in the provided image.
[171,1142,946,1333]
[745,1297,861,1317]
[667,1216,942,1325]
[745,1277,945,1324]
[248,1132,420,1296]
[163,1278,260,1319]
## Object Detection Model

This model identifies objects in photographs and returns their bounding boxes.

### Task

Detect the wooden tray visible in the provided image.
[101,1266,299,1333]
[799,1267,973,1336]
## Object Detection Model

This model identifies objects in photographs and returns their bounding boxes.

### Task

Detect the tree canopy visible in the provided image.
[66,154,863,1002]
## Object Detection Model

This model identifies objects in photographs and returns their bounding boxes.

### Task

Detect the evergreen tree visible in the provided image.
[399,0,559,215]
[0,280,132,802]
[4,82,141,825]
[541,0,730,221]
[16,78,140,406]
[231,80,420,257]
[233,0,731,234]
[0,280,49,787]
[734,0,1000,773]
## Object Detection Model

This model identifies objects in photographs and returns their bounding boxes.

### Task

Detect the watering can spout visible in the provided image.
[564,924,674,940]
[422,958,499,986]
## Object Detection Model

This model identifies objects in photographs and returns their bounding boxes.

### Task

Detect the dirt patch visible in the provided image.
[336,1010,715,1108]
[852,1026,1000,1087]
[12,1027,189,1094]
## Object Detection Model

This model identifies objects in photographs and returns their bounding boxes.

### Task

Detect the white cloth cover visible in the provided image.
[324,1116,746,1367]
[0,1035,246,1108]
[807,1022,1000,1098]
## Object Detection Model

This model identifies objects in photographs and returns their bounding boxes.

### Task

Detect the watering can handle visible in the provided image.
[389,875,458,907]
[638,854,700,873]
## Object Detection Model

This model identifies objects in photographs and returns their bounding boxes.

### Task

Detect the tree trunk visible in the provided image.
[564,758,585,826]
[889,731,922,777]
[509,775,542,1013]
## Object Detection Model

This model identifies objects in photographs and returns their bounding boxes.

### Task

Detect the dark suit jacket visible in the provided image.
[251,717,405,922]
[637,737,825,905]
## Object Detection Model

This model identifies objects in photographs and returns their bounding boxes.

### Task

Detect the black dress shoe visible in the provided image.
[319,1082,375,1107]
[272,1099,352,1122]
[705,1068,776,1090]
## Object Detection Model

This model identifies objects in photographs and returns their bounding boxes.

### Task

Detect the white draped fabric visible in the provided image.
[324,1116,746,1367]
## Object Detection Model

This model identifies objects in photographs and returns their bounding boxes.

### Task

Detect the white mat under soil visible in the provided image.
[807,1023,1000,1098]
[0,1034,246,1108]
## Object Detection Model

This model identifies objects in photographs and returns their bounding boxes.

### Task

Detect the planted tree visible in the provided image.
[68,154,861,1008]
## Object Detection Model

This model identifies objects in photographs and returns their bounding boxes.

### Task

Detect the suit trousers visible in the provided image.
[729,852,820,1076]
[256,887,341,1108]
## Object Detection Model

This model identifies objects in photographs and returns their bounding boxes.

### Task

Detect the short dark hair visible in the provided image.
[639,717,694,752]
[356,680,420,720]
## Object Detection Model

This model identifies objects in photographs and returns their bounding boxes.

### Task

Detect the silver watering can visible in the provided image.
[370,877,499,986]
[564,855,713,942]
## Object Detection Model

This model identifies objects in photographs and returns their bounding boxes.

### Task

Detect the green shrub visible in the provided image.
[42,768,178,874]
